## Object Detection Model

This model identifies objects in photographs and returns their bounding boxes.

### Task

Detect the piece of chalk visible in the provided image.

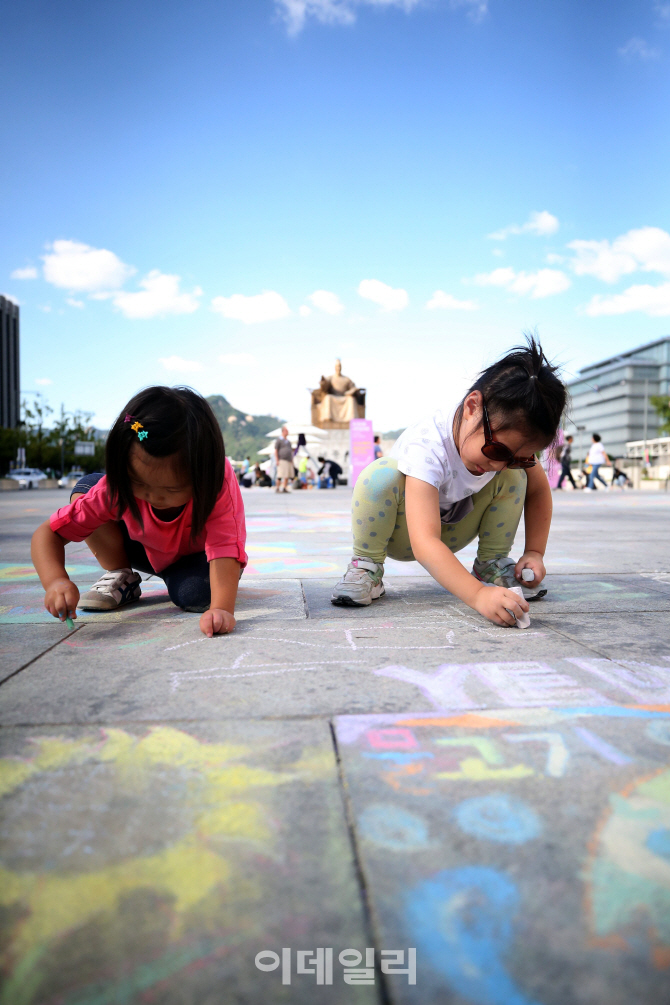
[509,586,531,629]
[66,616,75,630]
[521,569,535,582]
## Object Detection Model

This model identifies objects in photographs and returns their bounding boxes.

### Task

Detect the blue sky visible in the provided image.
[2,0,670,432]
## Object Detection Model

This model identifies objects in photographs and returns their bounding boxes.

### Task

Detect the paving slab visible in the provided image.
[334,705,670,1004]
[303,573,670,621]
[3,614,670,725]
[0,569,305,624]
[544,611,670,667]
[0,624,78,683]
[0,718,374,1004]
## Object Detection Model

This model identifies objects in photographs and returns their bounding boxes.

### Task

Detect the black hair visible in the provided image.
[105,386,225,542]
[374,435,380,443]
[458,333,566,448]
[592,433,601,442]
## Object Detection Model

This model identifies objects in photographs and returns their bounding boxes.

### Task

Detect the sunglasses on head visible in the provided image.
[481,400,536,469]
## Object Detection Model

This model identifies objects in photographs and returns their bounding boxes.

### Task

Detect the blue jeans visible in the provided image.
[587,464,608,489]
[71,473,211,612]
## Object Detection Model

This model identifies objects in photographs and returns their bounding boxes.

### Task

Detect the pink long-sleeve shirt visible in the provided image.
[50,459,247,573]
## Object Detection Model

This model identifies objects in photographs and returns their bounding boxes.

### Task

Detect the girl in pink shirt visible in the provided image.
[31,386,247,637]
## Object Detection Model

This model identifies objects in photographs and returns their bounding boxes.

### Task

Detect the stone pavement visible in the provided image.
[2,486,670,1004]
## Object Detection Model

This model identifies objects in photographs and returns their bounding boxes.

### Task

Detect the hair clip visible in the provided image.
[138,430,148,441]
[124,414,134,423]
[131,421,143,433]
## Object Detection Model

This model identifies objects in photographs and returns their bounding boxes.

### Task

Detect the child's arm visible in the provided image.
[200,557,241,637]
[405,477,528,627]
[31,521,81,622]
[514,463,552,586]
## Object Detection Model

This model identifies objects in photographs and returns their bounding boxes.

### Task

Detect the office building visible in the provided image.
[566,336,670,462]
[0,296,20,429]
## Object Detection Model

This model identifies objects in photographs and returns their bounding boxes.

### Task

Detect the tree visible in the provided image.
[650,395,670,437]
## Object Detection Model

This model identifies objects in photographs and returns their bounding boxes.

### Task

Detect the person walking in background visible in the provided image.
[374,435,383,460]
[556,435,576,489]
[586,433,610,490]
[274,426,294,493]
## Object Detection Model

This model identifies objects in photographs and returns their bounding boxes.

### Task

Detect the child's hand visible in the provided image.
[44,577,80,622]
[200,608,236,637]
[514,551,546,586]
[472,585,529,627]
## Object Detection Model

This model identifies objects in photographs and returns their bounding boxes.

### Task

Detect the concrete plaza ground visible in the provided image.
[2,485,670,1003]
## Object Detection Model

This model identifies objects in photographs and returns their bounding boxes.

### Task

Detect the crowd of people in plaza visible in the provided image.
[555,433,632,491]
[235,425,347,492]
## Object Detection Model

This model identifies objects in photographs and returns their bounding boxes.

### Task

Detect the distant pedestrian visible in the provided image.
[586,434,610,490]
[274,426,294,493]
[374,435,383,459]
[556,435,576,489]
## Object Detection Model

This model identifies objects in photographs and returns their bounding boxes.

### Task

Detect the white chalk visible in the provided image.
[521,569,535,582]
[508,586,531,629]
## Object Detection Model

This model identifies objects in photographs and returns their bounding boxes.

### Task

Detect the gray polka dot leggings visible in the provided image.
[352,457,527,565]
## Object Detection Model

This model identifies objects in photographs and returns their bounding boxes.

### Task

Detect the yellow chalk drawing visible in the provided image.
[0,726,298,966]
[433,736,534,781]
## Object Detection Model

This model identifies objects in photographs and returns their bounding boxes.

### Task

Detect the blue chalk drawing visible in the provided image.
[646,720,670,746]
[646,828,670,860]
[454,794,541,845]
[358,803,429,851]
[405,867,540,1005]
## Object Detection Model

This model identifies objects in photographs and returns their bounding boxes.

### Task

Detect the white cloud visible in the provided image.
[11,266,37,280]
[472,267,571,298]
[211,290,291,324]
[655,2,670,22]
[450,0,488,22]
[488,210,560,241]
[307,289,345,314]
[358,278,408,311]
[159,355,204,372]
[218,353,257,366]
[276,0,424,35]
[426,290,477,311]
[299,305,312,316]
[35,378,53,385]
[43,240,135,292]
[545,253,565,265]
[618,37,661,60]
[66,297,84,309]
[584,282,670,317]
[568,227,670,283]
[113,272,201,319]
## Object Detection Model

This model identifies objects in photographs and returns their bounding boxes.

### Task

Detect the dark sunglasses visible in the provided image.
[481,400,536,469]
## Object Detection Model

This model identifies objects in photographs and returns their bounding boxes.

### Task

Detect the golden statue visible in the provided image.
[310,360,366,429]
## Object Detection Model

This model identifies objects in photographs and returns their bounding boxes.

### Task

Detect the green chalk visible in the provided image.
[66,616,75,630]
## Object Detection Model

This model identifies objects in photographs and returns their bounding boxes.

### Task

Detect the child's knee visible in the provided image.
[167,574,211,612]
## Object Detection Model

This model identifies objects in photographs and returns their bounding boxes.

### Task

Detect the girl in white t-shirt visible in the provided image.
[585,434,610,490]
[331,336,567,627]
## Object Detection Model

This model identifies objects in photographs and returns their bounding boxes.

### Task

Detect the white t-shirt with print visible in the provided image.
[586,442,607,465]
[390,409,497,523]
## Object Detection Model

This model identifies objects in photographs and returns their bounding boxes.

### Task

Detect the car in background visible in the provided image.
[6,468,48,489]
[58,469,86,489]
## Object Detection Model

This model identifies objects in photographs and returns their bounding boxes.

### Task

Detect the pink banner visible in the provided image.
[350,418,375,487]
[542,428,564,488]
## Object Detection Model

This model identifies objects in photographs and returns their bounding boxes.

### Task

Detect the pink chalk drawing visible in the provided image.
[366,728,418,751]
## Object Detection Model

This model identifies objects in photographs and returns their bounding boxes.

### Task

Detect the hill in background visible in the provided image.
[207,395,284,462]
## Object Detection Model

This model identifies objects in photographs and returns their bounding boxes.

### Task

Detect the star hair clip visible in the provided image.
[125,415,149,441]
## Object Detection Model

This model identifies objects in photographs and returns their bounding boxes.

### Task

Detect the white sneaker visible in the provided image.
[331,558,385,607]
[78,568,142,611]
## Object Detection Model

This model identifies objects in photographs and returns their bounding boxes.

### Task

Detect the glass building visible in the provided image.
[567,336,670,463]
[0,296,20,429]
